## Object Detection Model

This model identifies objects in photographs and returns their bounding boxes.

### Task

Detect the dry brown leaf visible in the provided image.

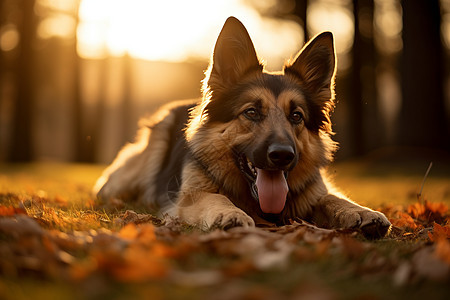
[119,223,139,240]
[49,230,91,251]
[0,205,27,216]
[334,236,368,259]
[112,245,169,282]
[116,210,163,226]
[390,212,421,231]
[435,238,450,266]
[428,223,450,242]
[408,201,448,224]
[135,224,157,244]
[222,260,256,277]
[0,215,43,236]
[171,270,224,287]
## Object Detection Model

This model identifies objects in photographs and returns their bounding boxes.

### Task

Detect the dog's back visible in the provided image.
[94,100,195,213]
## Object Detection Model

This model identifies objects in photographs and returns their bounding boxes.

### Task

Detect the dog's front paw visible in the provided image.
[335,208,391,239]
[208,209,255,230]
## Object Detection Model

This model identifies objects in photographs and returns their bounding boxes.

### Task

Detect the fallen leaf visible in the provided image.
[0,205,27,216]
[292,282,338,300]
[171,270,224,287]
[408,201,448,224]
[427,201,448,214]
[113,245,169,282]
[390,212,421,231]
[252,239,293,270]
[135,224,156,244]
[435,238,450,265]
[337,236,367,258]
[222,260,255,277]
[116,210,163,227]
[407,202,426,219]
[428,223,450,242]
[119,223,139,240]
[151,242,179,258]
[49,230,91,251]
[70,257,98,281]
[0,215,43,236]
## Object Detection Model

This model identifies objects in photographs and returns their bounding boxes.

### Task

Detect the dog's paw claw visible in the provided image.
[211,211,255,230]
[360,219,391,239]
[336,209,391,239]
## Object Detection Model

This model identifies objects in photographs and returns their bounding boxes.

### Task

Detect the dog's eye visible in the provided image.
[290,111,303,124]
[244,108,260,121]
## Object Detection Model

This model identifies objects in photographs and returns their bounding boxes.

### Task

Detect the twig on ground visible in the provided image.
[417,162,433,202]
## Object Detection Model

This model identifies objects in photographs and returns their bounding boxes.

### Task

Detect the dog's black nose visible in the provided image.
[267,144,295,167]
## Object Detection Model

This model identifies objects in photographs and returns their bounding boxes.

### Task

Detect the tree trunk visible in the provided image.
[121,54,133,146]
[293,0,308,40]
[10,0,36,161]
[399,0,448,149]
[350,0,385,155]
[347,0,365,156]
[72,0,85,162]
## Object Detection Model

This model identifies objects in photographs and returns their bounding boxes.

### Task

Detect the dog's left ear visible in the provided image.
[284,32,336,133]
[208,17,263,88]
[284,32,336,94]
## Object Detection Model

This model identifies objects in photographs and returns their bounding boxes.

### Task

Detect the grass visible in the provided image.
[0,153,449,300]
[2,157,449,209]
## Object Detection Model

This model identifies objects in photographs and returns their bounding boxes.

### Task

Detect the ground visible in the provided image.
[0,150,449,300]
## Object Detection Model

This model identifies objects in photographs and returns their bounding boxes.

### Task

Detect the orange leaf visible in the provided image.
[390,212,420,230]
[119,223,139,240]
[425,201,448,215]
[152,242,178,258]
[136,224,156,244]
[407,202,426,219]
[0,205,27,216]
[407,201,449,224]
[435,238,450,266]
[428,223,450,242]
[113,246,169,282]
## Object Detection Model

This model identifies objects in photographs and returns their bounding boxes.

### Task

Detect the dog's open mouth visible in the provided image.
[239,155,289,214]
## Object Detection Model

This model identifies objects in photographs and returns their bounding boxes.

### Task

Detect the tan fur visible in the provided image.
[95,17,391,238]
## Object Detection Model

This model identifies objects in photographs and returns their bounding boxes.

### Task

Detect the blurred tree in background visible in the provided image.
[0,0,449,163]
[399,0,448,149]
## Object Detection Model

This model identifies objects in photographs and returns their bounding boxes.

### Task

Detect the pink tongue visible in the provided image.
[255,168,288,214]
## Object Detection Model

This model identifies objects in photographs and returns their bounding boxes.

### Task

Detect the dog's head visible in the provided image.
[187,17,337,215]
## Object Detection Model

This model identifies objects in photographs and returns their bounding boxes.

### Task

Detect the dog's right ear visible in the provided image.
[206,17,263,91]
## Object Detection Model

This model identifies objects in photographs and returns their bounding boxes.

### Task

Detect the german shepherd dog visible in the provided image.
[94,17,391,238]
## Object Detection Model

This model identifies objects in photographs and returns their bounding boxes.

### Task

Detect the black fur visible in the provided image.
[154,103,194,205]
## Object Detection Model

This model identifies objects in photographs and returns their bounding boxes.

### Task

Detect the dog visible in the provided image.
[94,17,391,238]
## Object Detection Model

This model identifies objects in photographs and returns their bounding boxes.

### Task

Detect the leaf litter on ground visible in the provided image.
[0,186,450,299]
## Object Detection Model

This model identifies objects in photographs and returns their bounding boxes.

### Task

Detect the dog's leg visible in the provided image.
[177,192,255,230]
[312,194,391,239]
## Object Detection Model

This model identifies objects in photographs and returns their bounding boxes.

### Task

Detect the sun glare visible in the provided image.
[77,0,303,69]
[307,0,354,54]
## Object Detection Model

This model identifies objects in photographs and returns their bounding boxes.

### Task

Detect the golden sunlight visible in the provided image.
[0,24,20,52]
[307,0,354,54]
[77,0,303,69]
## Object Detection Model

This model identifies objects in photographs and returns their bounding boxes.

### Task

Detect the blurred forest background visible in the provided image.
[0,0,449,164]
